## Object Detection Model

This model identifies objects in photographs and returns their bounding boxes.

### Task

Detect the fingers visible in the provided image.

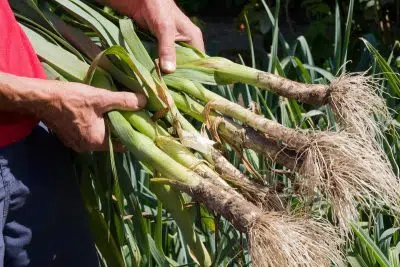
[155,21,177,73]
[176,15,205,52]
[136,0,204,73]
[100,91,147,112]
[185,28,205,53]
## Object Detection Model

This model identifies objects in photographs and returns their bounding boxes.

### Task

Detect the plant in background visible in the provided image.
[237,0,399,68]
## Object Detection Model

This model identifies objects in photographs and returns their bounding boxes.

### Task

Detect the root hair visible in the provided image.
[249,213,345,267]
[300,131,400,234]
[329,73,390,140]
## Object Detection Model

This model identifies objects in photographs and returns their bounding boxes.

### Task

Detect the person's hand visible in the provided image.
[35,81,147,152]
[126,0,204,73]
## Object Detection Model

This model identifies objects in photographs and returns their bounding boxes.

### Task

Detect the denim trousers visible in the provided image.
[0,125,99,266]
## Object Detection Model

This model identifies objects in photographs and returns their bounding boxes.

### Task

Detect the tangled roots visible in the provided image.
[329,73,390,140]
[249,213,344,267]
[300,131,400,234]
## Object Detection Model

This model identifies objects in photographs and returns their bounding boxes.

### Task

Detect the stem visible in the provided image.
[108,110,265,234]
[142,85,277,193]
[217,117,298,170]
[168,179,262,234]
[108,111,200,187]
[169,90,300,169]
[120,110,230,188]
[204,99,309,149]
[154,136,230,188]
[122,111,279,207]
[156,136,282,209]
[172,57,330,105]
[117,111,214,265]
[166,77,310,149]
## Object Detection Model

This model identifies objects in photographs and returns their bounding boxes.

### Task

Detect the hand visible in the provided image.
[126,0,204,73]
[35,81,147,152]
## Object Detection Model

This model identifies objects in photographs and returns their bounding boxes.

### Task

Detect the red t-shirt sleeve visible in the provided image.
[0,0,46,147]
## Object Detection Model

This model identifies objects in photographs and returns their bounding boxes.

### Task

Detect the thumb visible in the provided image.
[101,91,147,112]
[156,22,177,73]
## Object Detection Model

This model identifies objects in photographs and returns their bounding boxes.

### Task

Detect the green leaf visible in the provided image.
[154,200,163,252]
[361,38,400,97]
[379,227,400,244]
[291,36,315,81]
[148,234,172,267]
[243,13,255,68]
[333,0,342,72]
[119,19,155,73]
[259,0,290,54]
[291,56,312,84]
[303,64,335,81]
[39,11,143,92]
[79,167,125,267]
[10,0,59,35]
[352,223,391,267]
[389,242,400,267]
[268,0,280,73]
[107,127,125,248]
[21,24,96,82]
[150,183,211,266]
[123,222,141,267]
[175,44,205,65]
[15,9,85,60]
[52,0,121,47]
[347,255,369,267]
[341,0,354,73]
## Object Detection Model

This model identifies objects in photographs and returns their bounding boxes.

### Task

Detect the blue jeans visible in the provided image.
[0,125,99,266]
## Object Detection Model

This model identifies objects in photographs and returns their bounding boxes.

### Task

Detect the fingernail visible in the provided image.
[136,93,148,108]
[161,60,176,73]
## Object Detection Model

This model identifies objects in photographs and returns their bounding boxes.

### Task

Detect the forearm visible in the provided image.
[0,71,56,116]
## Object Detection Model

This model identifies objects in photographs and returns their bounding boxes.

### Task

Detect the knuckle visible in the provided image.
[122,96,131,108]
[156,21,173,32]
[91,92,108,109]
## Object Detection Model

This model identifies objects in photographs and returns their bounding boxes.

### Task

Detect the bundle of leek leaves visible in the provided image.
[10,0,400,266]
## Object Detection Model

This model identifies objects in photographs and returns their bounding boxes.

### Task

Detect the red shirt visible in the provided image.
[0,0,45,147]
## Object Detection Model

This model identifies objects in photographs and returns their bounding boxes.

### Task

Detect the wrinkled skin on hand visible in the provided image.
[101,0,205,73]
[0,73,147,152]
[36,81,147,152]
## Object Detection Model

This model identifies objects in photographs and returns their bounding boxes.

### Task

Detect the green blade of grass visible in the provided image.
[333,0,342,73]
[351,223,391,267]
[341,0,355,73]
[292,36,316,81]
[79,163,125,267]
[361,38,400,97]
